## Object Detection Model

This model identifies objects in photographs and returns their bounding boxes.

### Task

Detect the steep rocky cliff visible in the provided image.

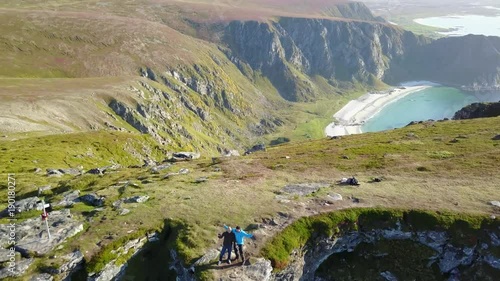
[223,18,499,101]
[224,18,426,101]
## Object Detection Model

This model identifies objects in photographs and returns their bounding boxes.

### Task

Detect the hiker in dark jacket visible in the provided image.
[218,227,236,265]
[224,225,254,263]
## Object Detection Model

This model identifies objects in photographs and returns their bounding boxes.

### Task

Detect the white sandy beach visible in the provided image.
[325,84,432,137]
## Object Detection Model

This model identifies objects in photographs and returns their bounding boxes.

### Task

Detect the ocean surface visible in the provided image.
[414,12,500,37]
[362,87,500,133]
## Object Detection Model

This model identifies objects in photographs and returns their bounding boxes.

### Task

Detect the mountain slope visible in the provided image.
[0,8,288,152]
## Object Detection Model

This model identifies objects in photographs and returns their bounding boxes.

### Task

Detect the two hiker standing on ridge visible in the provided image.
[218,224,254,266]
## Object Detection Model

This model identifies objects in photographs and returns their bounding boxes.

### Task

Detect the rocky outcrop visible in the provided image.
[0,209,83,257]
[88,233,158,281]
[88,262,127,281]
[0,258,34,278]
[42,250,84,279]
[108,77,261,152]
[149,163,172,174]
[0,196,46,217]
[244,144,266,155]
[56,190,81,207]
[453,101,500,120]
[46,168,82,176]
[218,258,273,281]
[77,193,105,207]
[170,152,201,162]
[123,195,149,204]
[274,223,500,280]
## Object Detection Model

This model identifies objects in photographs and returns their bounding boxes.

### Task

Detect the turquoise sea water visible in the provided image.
[414,14,500,37]
[361,87,496,133]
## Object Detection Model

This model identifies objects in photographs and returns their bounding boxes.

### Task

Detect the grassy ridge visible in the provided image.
[261,208,497,270]
[1,117,499,279]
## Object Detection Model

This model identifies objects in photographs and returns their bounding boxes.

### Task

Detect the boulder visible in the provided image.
[123,195,149,204]
[56,190,80,207]
[489,201,500,207]
[143,158,157,167]
[194,177,208,183]
[150,163,172,174]
[282,183,330,197]
[0,258,33,278]
[163,172,178,179]
[46,169,63,177]
[178,168,190,175]
[77,193,105,207]
[47,168,82,176]
[87,164,121,175]
[38,185,52,195]
[328,193,343,201]
[191,249,219,267]
[87,168,104,175]
[119,208,130,216]
[223,258,272,281]
[224,150,240,157]
[58,168,82,175]
[170,152,200,162]
[244,144,266,155]
[493,135,500,140]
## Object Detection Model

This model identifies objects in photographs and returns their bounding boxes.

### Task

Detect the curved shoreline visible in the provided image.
[325,83,432,137]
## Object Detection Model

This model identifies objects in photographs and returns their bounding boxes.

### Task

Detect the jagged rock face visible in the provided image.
[107,75,264,153]
[277,18,407,79]
[453,101,500,120]
[224,17,499,101]
[224,18,425,101]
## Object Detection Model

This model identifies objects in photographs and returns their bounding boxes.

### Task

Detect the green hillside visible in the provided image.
[0,1,499,280]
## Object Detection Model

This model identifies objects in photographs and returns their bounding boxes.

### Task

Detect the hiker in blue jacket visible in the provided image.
[224,225,254,263]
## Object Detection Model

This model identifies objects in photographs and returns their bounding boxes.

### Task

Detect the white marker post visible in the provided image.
[41,200,51,240]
